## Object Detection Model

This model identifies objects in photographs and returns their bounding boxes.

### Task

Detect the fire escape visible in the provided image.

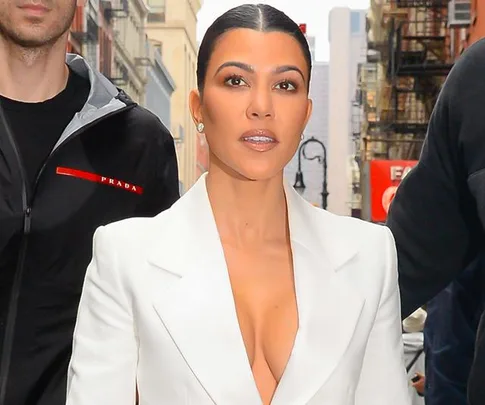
[385,0,453,159]
[357,0,472,221]
[105,0,130,86]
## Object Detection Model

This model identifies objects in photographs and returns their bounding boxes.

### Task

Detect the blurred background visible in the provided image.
[67,0,483,221]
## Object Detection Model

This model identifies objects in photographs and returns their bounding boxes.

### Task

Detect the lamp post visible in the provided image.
[293,136,328,209]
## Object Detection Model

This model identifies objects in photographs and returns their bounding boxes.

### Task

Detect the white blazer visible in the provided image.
[66,174,410,405]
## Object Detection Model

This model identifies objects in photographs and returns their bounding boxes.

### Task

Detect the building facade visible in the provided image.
[327,8,367,216]
[449,0,484,55]
[68,5,84,55]
[145,0,203,194]
[98,1,114,77]
[467,0,485,45]
[82,0,101,71]
[144,40,176,130]
[109,0,149,105]
[284,34,329,207]
[68,0,113,78]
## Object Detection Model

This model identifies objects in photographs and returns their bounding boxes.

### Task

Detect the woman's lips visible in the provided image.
[240,129,278,152]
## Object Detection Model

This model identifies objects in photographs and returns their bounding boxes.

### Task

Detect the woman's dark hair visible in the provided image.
[197,4,312,94]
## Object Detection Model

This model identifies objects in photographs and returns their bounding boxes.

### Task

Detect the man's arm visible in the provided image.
[135,114,180,216]
[386,41,484,318]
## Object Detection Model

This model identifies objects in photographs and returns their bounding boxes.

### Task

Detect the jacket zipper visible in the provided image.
[0,102,135,405]
[0,105,30,405]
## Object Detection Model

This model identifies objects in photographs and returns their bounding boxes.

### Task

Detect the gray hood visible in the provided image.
[52,54,133,151]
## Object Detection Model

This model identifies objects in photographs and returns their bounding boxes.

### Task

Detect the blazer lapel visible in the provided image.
[271,185,365,405]
[147,175,261,405]
[146,176,364,405]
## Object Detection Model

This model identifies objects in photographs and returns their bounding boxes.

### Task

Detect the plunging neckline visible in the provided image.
[222,242,302,405]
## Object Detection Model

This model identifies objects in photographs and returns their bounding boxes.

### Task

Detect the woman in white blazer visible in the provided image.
[66,4,411,405]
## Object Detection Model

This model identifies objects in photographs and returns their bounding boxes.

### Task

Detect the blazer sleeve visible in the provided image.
[66,226,137,405]
[354,227,411,405]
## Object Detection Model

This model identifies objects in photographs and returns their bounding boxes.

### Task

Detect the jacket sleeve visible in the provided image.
[66,226,137,405]
[386,43,482,318]
[355,227,411,405]
[135,116,180,216]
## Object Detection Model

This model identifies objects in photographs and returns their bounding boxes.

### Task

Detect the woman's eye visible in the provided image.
[225,76,246,87]
[275,81,296,91]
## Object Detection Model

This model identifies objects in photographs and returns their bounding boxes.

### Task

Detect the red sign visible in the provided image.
[298,24,307,35]
[56,167,143,195]
[369,160,417,222]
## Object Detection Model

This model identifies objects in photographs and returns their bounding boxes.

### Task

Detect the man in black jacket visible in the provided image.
[0,0,180,404]
[386,38,485,405]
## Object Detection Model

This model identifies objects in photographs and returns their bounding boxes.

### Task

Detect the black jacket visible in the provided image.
[386,38,485,405]
[423,254,485,405]
[0,54,179,405]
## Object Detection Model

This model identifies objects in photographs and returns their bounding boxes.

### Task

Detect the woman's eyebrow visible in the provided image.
[214,61,253,76]
[214,62,305,81]
[273,65,304,80]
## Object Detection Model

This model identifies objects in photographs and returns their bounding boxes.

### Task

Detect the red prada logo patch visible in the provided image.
[56,167,143,195]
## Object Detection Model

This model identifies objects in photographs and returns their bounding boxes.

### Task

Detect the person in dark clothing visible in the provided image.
[0,1,180,404]
[423,253,485,405]
[386,37,485,405]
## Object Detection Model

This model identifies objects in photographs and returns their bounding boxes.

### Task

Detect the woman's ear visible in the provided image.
[189,89,203,126]
[304,98,313,129]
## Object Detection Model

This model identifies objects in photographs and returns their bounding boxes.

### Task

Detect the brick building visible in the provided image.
[450,0,485,56]
[67,1,114,78]
[67,5,84,55]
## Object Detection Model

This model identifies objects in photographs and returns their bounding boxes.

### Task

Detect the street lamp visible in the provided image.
[293,136,329,209]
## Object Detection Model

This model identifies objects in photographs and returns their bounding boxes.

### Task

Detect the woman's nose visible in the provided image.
[246,86,274,120]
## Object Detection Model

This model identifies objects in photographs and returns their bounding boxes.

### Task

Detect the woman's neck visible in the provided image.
[205,166,289,247]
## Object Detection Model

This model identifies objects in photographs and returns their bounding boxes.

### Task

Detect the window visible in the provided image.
[148,12,165,23]
[99,31,112,77]
[153,42,162,56]
[448,0,471,27]
[351,11,360,34]
[147,0,165,22]
[147,0,164,7]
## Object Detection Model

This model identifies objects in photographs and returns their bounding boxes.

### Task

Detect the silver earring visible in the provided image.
[196,122,205,133]
[300,134,304,140]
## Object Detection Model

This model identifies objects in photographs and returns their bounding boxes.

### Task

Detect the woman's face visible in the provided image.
[190,28,312,181]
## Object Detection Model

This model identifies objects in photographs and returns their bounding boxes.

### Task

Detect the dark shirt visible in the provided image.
[0,68,90,192]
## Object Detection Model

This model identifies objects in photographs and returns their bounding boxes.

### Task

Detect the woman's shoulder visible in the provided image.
[310,210,397,304]
[321,208,384,230]
[313,206,393,247]
[289,191,394,267]
[95,207,177,253]
[309,207,396,279]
